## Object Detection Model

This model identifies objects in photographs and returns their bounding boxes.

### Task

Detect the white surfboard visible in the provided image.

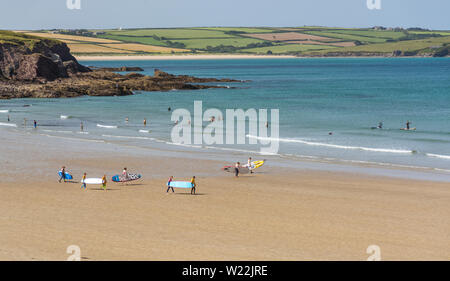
[81,178,103,185]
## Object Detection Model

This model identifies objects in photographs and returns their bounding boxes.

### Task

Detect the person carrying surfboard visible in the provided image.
[190,176,196,195]
[81,173,87,189]
[122,167,129,181]
[102,175,107,191]
[59,166,67,183]
[166,176,174,193]
[247,157,254,174]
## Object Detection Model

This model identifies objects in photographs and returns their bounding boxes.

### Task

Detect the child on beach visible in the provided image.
[102,175,107,191]
[59,166,67,183]
[235,162,240,177]
[81,173,87,189]
[166,176,174,193]
[190,176,196,195]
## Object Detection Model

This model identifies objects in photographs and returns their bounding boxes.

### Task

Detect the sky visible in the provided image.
[0,0,449,30]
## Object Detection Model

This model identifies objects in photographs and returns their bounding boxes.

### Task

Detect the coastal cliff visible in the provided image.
[0,31,240,99]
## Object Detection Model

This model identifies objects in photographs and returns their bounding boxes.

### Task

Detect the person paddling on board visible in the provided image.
[190,176,196,195]
[102,175,107,191]
[406,120,411,130]
[235,162,240,178]
[166,176,174,193]
[81,173,87,189]
[59,166,67,183]
[378,122,383,129]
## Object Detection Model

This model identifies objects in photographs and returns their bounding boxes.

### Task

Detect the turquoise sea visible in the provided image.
[1,58,449,175]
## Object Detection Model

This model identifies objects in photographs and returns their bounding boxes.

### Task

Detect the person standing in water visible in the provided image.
[7,115,10,122]
[23,118,27,127]
[33,120,37,129]
[102,175,107,191]
[143,118,147,126]
[81,173,87,189]
[166,176,174,193]
[235,162,240,177]
[80,122,84,132]
[59,166,67,183]
[378,122,383,129]
[190,176,196,195]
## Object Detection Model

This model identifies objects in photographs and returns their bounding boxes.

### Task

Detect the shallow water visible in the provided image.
[1,58,449,174]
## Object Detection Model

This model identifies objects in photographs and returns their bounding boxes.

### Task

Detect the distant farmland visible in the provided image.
[22,27,450,57]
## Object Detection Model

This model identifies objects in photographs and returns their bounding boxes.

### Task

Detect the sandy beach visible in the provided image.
[0,129,449,261]
[75,54,297,61]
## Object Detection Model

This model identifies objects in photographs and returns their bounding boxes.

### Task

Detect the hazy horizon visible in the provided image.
[0,0,449,30]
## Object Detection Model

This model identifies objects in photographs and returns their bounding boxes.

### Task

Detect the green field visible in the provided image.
[175,38,265,49]
[241,44,336,54]
[21,27,450,56]
[304,36,450,55]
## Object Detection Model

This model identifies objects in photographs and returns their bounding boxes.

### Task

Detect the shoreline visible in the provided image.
[0,127,449,260]
[75,54,298,61]
[75,54,450,61]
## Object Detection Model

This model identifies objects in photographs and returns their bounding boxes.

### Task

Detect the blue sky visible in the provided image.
[1,0,449,30]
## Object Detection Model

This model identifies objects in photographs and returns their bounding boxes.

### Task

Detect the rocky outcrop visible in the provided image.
[93,66,144,72]
[0,32,242,99]
[0,69,242,99]
[0,37,89,81]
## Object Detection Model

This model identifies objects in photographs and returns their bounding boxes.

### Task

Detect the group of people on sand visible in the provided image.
[234,157,255,177]
[59,166,107,191]
[166,176,197,195]
[58,166,198,194]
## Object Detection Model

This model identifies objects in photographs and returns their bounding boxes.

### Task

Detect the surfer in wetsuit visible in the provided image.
[235,162,240,177]
[59,166,66,183]
[190,176,196,195]
[166,176,174,193]
[122,167,129,180]
[81,173,87,189]
[378,122,383,129]
[248,157,254,174]
[144,119,147,126]
[102,175,107,191]
[33,120,37,129]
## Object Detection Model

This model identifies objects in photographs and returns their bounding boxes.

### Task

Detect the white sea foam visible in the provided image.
[60,115,72,119]
[42,129,73,134]
[426,153,450,160]
[247,135,413,154]
[139,130,150,133]
[102,134,155,141]
[97,124,118,129]
[0,110,10,113]
[0,122,17,127]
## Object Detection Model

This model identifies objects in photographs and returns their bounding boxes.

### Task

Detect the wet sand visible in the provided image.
[0,130,449,260]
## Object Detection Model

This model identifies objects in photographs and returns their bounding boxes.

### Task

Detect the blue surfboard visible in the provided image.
[58,171,73,180]
[168,181,193,188]
[112,174,141,182]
